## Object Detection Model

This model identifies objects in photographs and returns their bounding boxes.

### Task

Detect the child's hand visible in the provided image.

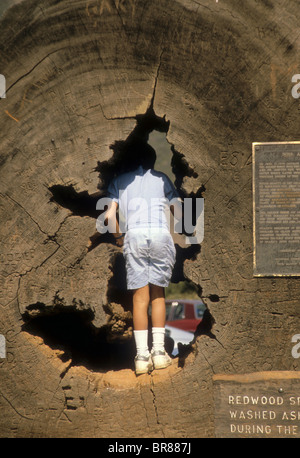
[115,237,124,247]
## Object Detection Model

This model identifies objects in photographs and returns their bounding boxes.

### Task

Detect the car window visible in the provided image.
[195,303,206,318]
[165,304,172,319]
[174,303,185,320]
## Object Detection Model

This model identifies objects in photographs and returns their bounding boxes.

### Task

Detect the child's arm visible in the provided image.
[88,201,123,249]
[105,201,124,246]
[170,197,183,220]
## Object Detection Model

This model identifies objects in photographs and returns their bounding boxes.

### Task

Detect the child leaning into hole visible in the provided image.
[104,142,182,375]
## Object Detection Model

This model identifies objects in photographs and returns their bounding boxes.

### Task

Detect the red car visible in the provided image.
[165,299,206,333]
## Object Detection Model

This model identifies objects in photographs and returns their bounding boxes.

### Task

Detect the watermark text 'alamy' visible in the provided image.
[96,197,204,245]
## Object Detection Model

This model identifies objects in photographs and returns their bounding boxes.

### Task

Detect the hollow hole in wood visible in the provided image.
[21,305,137,373]
[24,107,214,373]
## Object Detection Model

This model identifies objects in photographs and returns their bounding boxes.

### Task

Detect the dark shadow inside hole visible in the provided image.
[176,308,216,368]
[171,245,201,284]
[22,307,137,372]
[95,108,172,194]
[194,308,216,339]
[106,252,132,310]
[49,185,101,218]
[22,304,175,372]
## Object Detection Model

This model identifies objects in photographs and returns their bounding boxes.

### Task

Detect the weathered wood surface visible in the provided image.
[0,0,299,438]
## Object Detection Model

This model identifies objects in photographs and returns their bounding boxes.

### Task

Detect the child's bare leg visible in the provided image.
[149,284,171,367]
[132,285,151,365]
[133,284,150,330]
[150,284,166,327]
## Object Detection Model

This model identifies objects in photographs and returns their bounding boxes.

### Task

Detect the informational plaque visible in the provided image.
[253,142,300,276]
[213,372,300,438]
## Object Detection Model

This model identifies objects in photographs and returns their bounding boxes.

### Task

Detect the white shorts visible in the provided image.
[123,228,176,290]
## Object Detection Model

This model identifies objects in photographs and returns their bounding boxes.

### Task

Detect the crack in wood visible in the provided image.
[5,47,69,96]
[150,375,165,437]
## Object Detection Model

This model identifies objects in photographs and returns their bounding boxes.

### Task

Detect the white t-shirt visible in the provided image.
[107,166,178,232]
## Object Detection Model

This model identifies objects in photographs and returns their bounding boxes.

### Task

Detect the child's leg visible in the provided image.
[150,284,168,355]
[133,285,150,359]
[150,284,166,328]
[133,284,150,330]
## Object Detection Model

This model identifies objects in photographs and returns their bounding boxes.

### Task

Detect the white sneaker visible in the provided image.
[134,354,154,375]
[151,350,172,370]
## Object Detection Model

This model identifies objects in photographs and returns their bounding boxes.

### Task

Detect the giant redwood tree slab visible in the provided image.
[0,0,299,438]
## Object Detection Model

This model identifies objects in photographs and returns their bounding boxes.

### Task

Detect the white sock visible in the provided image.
[134,330,150,358]
[152,327,165,353]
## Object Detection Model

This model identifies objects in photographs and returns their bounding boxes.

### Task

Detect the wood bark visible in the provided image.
[0,0,299,438]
